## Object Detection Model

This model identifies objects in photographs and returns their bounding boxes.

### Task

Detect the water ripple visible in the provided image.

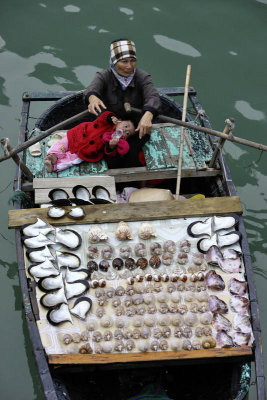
[0,36,6,49]
[235,100,265,120]
[153,35,201,57]
[119,7,134,15]
[73,65,102,87]
[64,5,80,12]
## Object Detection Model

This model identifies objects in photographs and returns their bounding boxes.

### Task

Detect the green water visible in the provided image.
[0,1,266,398]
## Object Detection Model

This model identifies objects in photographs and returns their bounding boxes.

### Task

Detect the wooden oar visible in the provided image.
[0,109,89,163]
[176,65,191,199]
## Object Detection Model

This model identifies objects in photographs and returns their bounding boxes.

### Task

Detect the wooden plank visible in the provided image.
[8,196,243,228]
[48,346,253,365]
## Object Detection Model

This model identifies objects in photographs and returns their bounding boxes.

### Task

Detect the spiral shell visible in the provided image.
[162,252,173,265]
[163,240,176,254]
[114,340,125,352]
[179,240,191,253]
[158,315,171,327]
[119,245,132,259]
[126,339,135,351]
[102,342,113,353]
[150,242,162,255]
[101,245,114,260]
[106,287,115,298]
[133,328,141,339]
[114,329,123,340]
[87,319,98,331]
[144,315,156,327]
[138,340,149,352]
[79,343,93,354]
[134,242,146,257]
[87,245,99,259]
[138,222,156,240]
[92,331,102,342]
[62,333,73,345]
[88,226,108,243]
[100,316,113,328]
[115,221,133,240]
[103,330,113,341]
[96,307,105,318]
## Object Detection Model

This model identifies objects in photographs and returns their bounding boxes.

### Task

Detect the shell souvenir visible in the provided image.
[115,221,133,240]
[88,226,108,243]
[138,222,156,240]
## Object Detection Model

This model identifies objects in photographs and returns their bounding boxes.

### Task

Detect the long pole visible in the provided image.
[176,65,191,199]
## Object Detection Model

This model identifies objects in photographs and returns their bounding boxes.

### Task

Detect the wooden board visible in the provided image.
[8,196,243,228]
[33,176,116,204]
[48,346,253,365]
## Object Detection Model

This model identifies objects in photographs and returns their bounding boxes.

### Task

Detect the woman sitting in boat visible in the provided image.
[84,38,161,138]
[44,111,147,172]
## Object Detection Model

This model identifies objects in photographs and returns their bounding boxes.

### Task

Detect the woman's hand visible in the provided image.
[136,111,153,138]
[88,95,106,115]
[109,138,119,148]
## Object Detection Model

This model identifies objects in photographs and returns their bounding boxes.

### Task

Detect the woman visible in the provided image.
[83,39,161,138]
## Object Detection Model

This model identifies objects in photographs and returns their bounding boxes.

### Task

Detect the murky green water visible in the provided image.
[0,1,266,398]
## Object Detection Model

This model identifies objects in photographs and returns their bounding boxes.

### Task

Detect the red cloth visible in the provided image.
[102,131,130,156]
[67,111,115,162]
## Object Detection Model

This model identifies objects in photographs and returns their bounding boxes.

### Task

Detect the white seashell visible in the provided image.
[197,234,218,253]
[217,231,241,248]
[55,228,82,250]
[68,207,85,220]
[115,221,133,240]
[23,233,55,249]
[170,338,182,351]
[213,215,238,232]
[47,207,66,219]
[187,218,212,238]
[144,315,156,327]
[40,287,67,308]
[87,319,98,331]
[28,259,59,279]
[158,315,171,326]
[138,222,156,240]
[27,246,55,263]
[184,312,198,327]
[102,342,113,353]
[65,280,89,300]
[100,316,113,328]
[56,251,81,269]
[170,292,181,303]
[47,303,73,326]
[65,268,90,283]
[70,297,92,320]
[88,226,108,243]
[200,312,213,325]
[22,218,54,237]
[106,269,118,280]
[118,269,132,279]
[138,340,149,352]
[38,273,64,292]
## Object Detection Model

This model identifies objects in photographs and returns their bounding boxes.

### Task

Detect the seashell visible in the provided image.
[187,264,199,274]
[65,280,89,300]
[95,307,105,318]
[103,330,113,341]
[222,248,242,259]
[189,302,199,313]
[179,239,191,253]
[217,231,242,248]
[230,295,249,315]
[169,304,178,313]
[28,260,59,279]
[144,315,156,327]
[185,281,195,291]
[153,328,162,339]
[136,257,148,270]
[195,281,207,293]
[87,261,98,274]
[216,330,233,348]
[65,268,90,283]
[163,240,176,254]
[68,207,85,220]
[170,339,182,351]
[115,305,125,316]
[206,246,223,266]
[114,286,125,297]
[213,313,232,332]
[195,327,204,337]
[87,319,98,331]
[40,287,67,308]
[101,245,114,260]
[133,329,141,339]
[132,316,143,327]
[92,331,102,342]
[191,338,201,350]
[55,228,82,250]
[187,218,212,238]
[87,245,99,259]
[162,274,170,282]
[167,283,176,293]
[106,287,115,298]
[94,288,105,298]
[205,270,225,291]
[176,281,185,291]
[136,304,146,315]
[158,303,169,314]
[88,226,108,243]
[147,304,157,314]
[102,342,113,353]
[202,336,217,349]
[197,235,218,254]
[143,293,155,305]
[47,303,73,326]
[153,274,161,282]
[111,258,123,271]
[213,214,239,232]
[106,269,117,280]
[132,294,143,305]
[126,285,135,296]
[177,253,188,265]
[218,258,241,274]
[177,304,188,315]
[138,340,149,352]
[80,330,89,341]
[38,273,64,292]
[162,252,173,265]
[94,344,103,354]
[115,317,128,329]
[47,207,66,219]
[99,260,110,272]
[56,251,81,269]
[182,326,193,338]
[119,245,132,259]
[140,326,150,339]
[138,222,156,240]
[192,252,205,266]
[79,343,93,354]
[144,283,153,293]
[114,329,123,340]
[99,279,106,288]
[149,256,161,268]
[233,315,252,334]
[229,278,247,296]
[203,326,212,336]
[150,242,162,256]
[134,283,145,294]
[62,333,73,345]
[71,332,81,343]
[100,316,113,328]
[170,292,181,303]
[171,315,183,327]
[22,233,55,249]
[112,297,121,308]
[124,329,133,339]
[153,282,162,293]
[114,338,126,351]
[150,340,159,351]
[115,221,133,240]
[184,292,195,302]
[157,292,169,303]
[126,277,135,285]
[234,332,251,347]
[125,257,136,271]
[208,295,228,314]
[22,218,54,237]
[27,246,55,263]
[198,303,209,313]
[134,243,146,257]
[70,297,92,320]
[199,312,213,325]
[184,312,198,327]
[170,274,180,283]
[162,326,171,338]
[126,339,135,351]
[182,339,192,350]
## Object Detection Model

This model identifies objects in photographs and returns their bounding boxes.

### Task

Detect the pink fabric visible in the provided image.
[47,136,83,172]
[102,131,130,155]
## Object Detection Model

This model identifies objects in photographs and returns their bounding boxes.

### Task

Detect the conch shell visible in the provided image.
[138,222,156,240]
[115,221,133,240]
[88,226,108,243]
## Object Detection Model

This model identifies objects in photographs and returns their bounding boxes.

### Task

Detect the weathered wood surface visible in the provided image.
[33,176,116,204]
[8,196,243,228]
[48,346,253,365]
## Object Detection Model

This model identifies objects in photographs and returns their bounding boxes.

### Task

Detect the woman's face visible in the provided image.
[115,58,136,77]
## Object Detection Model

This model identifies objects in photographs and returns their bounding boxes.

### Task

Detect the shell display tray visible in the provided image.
[23,216,254,360]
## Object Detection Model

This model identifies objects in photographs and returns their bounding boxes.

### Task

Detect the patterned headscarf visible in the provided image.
[110,39,136,65]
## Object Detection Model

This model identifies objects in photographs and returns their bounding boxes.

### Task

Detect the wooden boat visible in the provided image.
[7,88,266,400]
